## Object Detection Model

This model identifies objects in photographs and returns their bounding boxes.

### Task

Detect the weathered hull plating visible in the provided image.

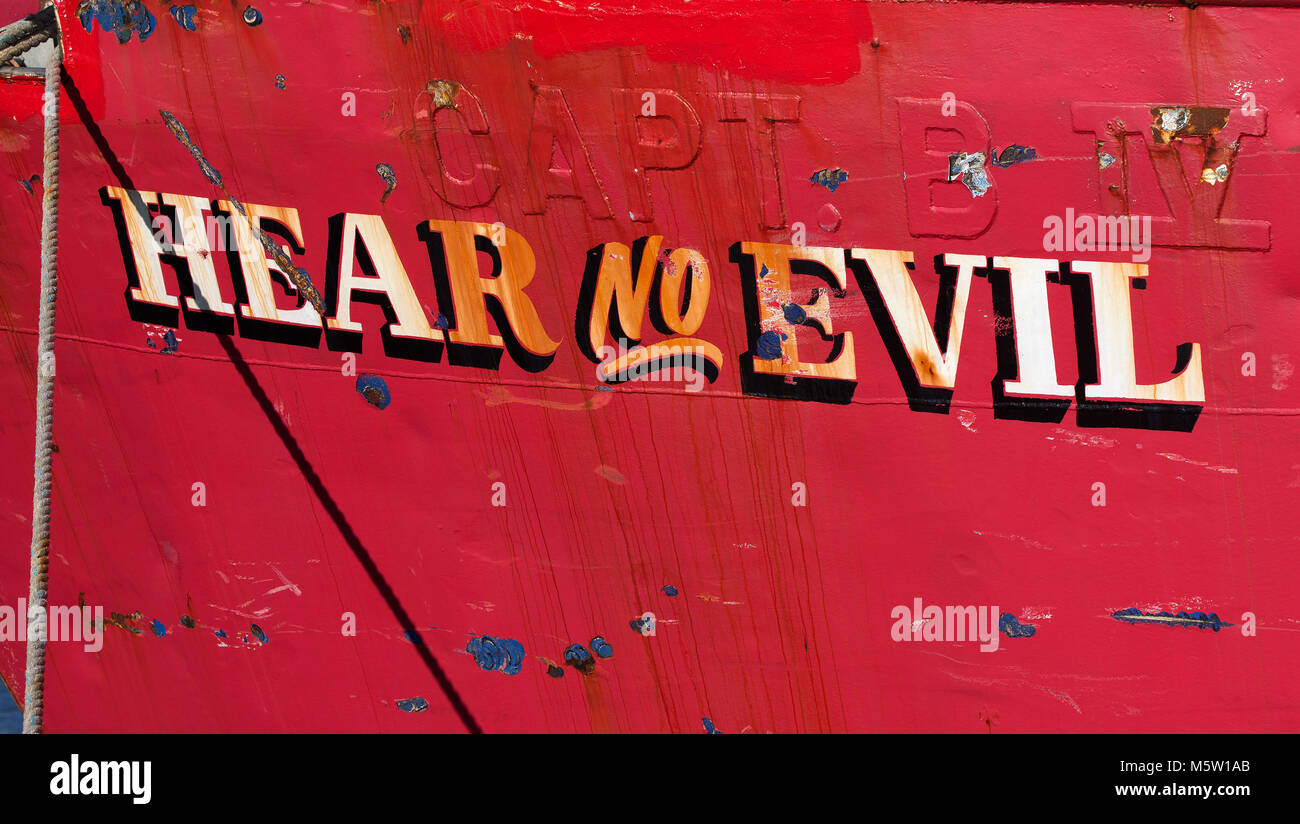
[0,0,1297,732]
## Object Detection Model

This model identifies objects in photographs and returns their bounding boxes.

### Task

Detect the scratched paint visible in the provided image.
[1111,609,1231,632]
[158,109,327,315]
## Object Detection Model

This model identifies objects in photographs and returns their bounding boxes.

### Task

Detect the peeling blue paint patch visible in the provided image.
[809,168,848,192]
[662,585,678,597]
[999,613,1036,638]
[242,6,262,26]
[396,697,428,713]
[377,163,397,203]
[167,5,197,31]
[782,303,806,325]
[701,717,723,734]
[564,643,595,675]
[213,629,226,638]
[250,624,269,643]
[179,615,195,628]
[149,619,166,637]
[546,663,564,678]
[990,145,1037,168]
[356,375,391,409]
[79,0,156,44]
[467,635,525,675]
[590,635,613,658]
[629,614,655,635]
[159,110,223,187]
[756,330,787,360]
[147,328,178,354]
[274,74,286,90]
[1112,608,1230,632]
[433,313,449,330]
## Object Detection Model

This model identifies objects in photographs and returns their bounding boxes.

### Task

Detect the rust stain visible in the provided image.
[1150,105,1230,144]
[480,385,614,411]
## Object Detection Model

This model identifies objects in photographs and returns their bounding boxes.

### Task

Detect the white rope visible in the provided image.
[23,39,61,735]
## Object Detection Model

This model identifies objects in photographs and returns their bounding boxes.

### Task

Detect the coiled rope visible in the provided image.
[22,34,62,736]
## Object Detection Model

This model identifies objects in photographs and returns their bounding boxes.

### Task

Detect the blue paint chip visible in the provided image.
[213,629,226,639]
[466,635,525,675]
[250,624,269,643]
[701,717,724,734]
[564,643,595,674]
[990,144,1038,168]
[546,664,565,678]
[433,313,449,330]
[590,635,613,658]
[180,615,195,628]
[149,619,166,637]
[756,330,787,360]
[782,303,807,325]
[242,6,263,26]
[809,168,848,192]
[661,585,678,597]
[80,0,156,44]
[356,375,391,409]
[998,613,1036,638]
[168,5,197,31]
[274,74,286,90]
[396,697,428,713]
[403,629,419,643]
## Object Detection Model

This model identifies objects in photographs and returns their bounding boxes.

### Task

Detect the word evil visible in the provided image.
[103,187,1205,414]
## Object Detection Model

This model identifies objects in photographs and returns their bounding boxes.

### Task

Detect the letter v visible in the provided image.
[850,250,983,390]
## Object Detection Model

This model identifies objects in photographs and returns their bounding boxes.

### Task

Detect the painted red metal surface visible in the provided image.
[0,0,1297,732]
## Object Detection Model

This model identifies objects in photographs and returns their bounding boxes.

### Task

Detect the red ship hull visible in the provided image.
[0,0,1297,732]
